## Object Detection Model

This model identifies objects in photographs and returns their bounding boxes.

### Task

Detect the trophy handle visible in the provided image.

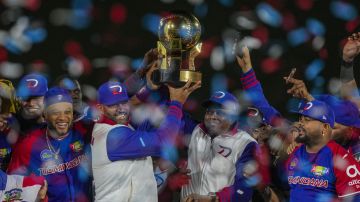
[189,42,202,71]
[157,41,167,70]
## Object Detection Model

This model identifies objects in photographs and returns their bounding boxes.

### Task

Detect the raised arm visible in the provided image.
[340,32,360,108]
[106,81,201,161]
[236,46,281,125]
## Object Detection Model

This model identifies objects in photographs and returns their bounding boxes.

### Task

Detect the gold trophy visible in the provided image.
[152,12,202,87]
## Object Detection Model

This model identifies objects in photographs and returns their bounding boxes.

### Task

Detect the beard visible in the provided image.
[47,121,71,137]
[294,126,310,144]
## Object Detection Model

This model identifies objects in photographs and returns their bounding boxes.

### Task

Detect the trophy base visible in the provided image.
[151,69,202,88]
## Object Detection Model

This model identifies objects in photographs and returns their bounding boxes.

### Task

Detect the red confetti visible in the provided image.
[110,4,127,24]
[261,58,281,74]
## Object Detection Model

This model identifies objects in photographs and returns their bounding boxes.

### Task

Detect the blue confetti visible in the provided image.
[218,0,234,7]
[256,3,282,27]
[194,3,208,18]
[142,14,161,35]
[287,28,310,46]
[313,76,325,87]
[211,73,228,93]
[330,1,358,21]
[305,59,324,80]
[306,18,325,36]
[131,58,143,70]
[24,27,47,43]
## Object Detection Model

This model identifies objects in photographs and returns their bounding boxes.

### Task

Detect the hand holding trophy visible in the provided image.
[152,12,202,87]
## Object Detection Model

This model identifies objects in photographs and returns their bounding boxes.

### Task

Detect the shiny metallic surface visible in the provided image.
[158,13,201,50]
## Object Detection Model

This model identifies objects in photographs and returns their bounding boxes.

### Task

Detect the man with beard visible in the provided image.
[91,80,200,202]
[181,91,258,202]
[286,100,360,201]
[14,73,48,137]
[8,87,91,202]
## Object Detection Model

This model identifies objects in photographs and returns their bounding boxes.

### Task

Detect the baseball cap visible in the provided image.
[293,100,335,128]
[202,91,240,115]
[44,87,73,108]
[97,81,129,106]
[17,74,48,100]
[315,94,360,128]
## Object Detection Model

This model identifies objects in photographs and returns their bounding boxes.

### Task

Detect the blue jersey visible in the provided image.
[286,141,360,201]
[8,128,91,202]
[0,133,11,171]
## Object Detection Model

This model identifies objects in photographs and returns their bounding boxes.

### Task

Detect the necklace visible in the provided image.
[45,130,61,160]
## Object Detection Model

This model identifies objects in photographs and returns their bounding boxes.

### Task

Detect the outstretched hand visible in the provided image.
[168,80,201,104]
[284,77,314,101]
[137,48,159,77]
[236,46,252,73]
[343,32,360,63]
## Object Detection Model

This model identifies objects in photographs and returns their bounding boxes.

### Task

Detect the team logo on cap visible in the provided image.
[26,79,38,88]
[213,91,225,99]
[303,102,313,110]
[110,85,123,95]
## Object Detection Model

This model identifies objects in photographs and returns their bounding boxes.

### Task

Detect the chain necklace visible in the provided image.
[45,130,61,160]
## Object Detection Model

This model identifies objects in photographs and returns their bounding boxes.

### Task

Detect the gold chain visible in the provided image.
[45,130,61,160]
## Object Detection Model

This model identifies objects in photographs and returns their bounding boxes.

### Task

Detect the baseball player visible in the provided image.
[91,80,200,201]
[287,99,360,201]
[7,87,92,202]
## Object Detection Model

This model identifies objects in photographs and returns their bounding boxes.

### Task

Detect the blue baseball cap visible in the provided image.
[202,91,240,115]
[293,100,335,128]
[315,94,360,128]
[44,87,73,108]
[17,74,48,100]
[97,81,129,106]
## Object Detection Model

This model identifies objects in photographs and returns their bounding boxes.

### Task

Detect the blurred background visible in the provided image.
[0,0,359,120]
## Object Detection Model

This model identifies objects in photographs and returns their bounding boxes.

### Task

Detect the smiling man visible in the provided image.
[15,73,48,137]
[8,87,91,202]
[286,100,360,202]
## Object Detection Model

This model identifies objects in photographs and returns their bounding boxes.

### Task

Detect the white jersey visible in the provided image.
[91,122,157,202]
[181,125,256,199]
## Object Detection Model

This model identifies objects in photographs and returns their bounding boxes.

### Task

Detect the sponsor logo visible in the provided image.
[26,79,38,88]
[4,188,23,201]
[0,148,10,158]
[346,165,360,178]
[38,154,87,176]
[289,158,298,170]
[216,145,232,158]
[288,176,328,188]
[349,179,360,186]
[110,85,123,95]
[311,165,329,177]
[40,149,54,161]
[70,140,83,153]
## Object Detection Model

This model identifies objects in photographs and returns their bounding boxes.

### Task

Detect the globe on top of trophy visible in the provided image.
[152,12,203,88]
[158,12,201,50]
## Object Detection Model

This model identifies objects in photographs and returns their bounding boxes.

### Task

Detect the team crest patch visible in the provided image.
[289,158,298,170]
[216,145,232,158]
[311,164,329,177]
[40,149,55,161]
[4,188,23,201]
[0,148,10,158]
[70,140,83,152]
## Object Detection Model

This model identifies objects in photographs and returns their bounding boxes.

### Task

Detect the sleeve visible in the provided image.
[6,138,31,175]
[107,101,183,161]
[216,141,257,202]
[123,71,146,97]
[0,170,6,191]
[333,147,360,199]
[240,69,281,125]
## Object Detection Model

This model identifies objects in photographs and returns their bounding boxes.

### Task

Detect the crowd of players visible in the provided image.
[0,33,360,202]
